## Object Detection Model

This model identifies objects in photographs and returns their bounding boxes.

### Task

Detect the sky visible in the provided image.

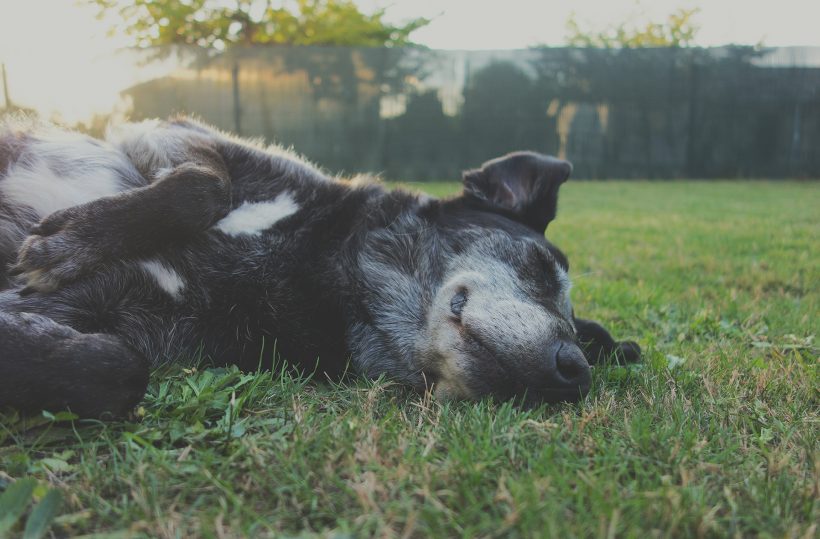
[0,0,818,122]
[367,0,820,50]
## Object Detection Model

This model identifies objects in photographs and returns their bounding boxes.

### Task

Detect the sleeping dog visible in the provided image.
[0,117,639,417]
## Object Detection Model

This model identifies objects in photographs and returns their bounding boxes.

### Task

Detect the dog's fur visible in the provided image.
[0,117,639,417]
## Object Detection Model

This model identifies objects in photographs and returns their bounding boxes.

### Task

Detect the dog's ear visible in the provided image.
[462,152,572,233]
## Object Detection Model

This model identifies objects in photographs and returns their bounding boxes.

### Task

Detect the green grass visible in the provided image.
[1,181,818,538]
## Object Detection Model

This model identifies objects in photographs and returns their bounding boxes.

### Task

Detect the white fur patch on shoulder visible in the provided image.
[106,119,198,173]
[139,259,186,299]
[1,135,128,218]
[105,120,163,163]
[215,192,299,237]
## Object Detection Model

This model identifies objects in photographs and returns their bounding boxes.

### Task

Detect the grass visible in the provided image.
[1,181,818,538]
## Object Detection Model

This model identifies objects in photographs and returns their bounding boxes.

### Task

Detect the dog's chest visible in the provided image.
[163,202,351,373]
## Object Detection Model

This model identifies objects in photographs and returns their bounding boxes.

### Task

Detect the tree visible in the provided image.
[565,7,700,48]
[88,0,430,49]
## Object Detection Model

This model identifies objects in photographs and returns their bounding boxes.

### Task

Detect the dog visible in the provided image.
[0,116,640,417]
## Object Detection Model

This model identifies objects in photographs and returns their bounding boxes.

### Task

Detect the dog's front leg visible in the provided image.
[10,148,230,293]
[574,316,641,366]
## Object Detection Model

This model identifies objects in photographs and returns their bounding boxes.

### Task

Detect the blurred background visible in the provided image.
[1,0,818,179]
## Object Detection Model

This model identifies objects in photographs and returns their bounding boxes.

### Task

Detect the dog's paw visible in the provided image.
[614,340,641,364]
[9,211,108,293]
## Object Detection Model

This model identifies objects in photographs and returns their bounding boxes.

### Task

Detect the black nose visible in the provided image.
[539,340,591,402]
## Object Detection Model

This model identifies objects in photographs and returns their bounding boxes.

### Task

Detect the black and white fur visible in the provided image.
[0,117,639,417]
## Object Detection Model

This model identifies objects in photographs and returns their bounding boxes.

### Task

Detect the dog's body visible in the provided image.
[0,117,639,417]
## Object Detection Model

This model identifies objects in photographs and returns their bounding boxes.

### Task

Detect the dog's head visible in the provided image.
[351,152,587,405]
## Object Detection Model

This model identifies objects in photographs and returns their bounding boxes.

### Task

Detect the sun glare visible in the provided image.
[0,1,136,123]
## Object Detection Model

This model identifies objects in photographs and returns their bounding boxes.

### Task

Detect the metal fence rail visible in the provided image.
[123,46,820,179]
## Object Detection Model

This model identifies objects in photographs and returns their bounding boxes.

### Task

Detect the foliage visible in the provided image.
[0,477,63,538]
[566,7,700,48]
[87,0,430,49]
[0,181,817,537]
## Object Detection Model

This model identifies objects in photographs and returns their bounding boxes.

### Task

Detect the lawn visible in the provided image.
[1,181,817,538]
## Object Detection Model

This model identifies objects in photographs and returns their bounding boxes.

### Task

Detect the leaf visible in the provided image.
[71,532,133,539]
[230,420,247,438]
[37,458,74,473]
[23,488,63,539]
[665,354,686,370]
[50,411,80,422]
[0,478,36,534]
[52,509,92,527]
[758,427,774,444]
[71,531,133,539]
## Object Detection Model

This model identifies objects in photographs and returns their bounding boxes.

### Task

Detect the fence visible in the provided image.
[120,46,820,179]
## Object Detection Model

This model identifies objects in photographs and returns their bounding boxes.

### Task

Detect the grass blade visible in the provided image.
[22,489,63,539]
[0,478,36,534]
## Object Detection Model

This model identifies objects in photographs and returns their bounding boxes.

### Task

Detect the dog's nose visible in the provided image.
[539,340,591,402]
[554,341,589,384]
